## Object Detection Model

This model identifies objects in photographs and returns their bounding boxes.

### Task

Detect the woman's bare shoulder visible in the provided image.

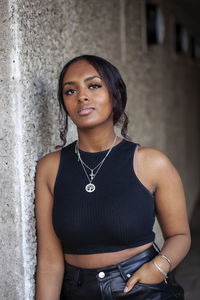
[36,150,61,176]
[137,145,179,180]
[36,150,62,194]
[137,145,169,163]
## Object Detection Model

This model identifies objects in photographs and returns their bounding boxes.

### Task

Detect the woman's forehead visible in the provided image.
[64,60,100,81]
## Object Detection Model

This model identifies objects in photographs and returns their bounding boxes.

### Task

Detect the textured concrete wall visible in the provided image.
[125,0,200,217]
[0,0,25,298]
[0,0,200,299]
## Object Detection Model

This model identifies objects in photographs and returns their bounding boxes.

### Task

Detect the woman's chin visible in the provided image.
[77,122,101,130]
[76,120,110,131]
[72,114,114,131]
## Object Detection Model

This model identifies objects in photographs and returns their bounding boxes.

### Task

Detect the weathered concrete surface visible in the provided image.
[0,0,25,298]
[125,0,200,217]
[0,0,200,299]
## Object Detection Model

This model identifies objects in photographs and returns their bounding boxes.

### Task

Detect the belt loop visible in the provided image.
[153,242,160,253]
[117,263,129,282]
[73,269,82,285]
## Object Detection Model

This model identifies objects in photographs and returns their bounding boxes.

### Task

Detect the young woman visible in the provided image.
[35,55,191,299]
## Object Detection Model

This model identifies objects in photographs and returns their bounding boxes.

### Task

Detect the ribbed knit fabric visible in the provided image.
[53,139,155,254]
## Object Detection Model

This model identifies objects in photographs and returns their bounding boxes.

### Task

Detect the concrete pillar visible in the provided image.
[0,1,37,298]
[0,0,121,298]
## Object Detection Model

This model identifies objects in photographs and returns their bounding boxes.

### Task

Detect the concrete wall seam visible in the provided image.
[120,0,127,64]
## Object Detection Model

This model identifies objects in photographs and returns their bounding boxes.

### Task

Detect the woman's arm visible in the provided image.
[124,147,191,293]
[35,152,64,300]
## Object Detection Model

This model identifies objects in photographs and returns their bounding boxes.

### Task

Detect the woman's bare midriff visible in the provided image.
[64,242,153,268]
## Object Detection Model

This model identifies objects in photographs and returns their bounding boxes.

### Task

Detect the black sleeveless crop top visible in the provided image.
[53,139,155,254]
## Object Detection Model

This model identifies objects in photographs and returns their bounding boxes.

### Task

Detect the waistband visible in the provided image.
[64,245,158,283]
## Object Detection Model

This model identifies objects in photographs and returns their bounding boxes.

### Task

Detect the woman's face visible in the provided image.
[62,60,114,130]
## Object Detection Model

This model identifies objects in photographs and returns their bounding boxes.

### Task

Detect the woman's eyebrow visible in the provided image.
[63,75,101,87]
[84,75,102,82]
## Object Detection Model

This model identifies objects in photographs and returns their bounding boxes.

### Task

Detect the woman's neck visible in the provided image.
[77,130,121,153]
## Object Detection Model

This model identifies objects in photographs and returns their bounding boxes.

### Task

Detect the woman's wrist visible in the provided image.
[158,253,172,271]
[151,260,168,283]
[152,254,171,276]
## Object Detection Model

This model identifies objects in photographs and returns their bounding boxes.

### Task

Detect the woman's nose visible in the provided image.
[78,95,88,102]
[78,88,89,102]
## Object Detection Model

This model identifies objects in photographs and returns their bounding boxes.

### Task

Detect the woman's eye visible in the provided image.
[89,83,102,89]
[64,89,76,96]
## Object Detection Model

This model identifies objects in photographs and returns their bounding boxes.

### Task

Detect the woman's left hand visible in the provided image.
[123,261,166,293]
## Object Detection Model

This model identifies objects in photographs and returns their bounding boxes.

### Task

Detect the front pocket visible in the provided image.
[136,280,169,289]
[110,275,127,293]
[110,277,176,300]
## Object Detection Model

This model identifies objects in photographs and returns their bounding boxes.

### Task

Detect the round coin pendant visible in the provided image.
[85,183,95,193]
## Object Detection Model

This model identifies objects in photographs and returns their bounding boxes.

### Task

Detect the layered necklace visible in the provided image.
[75,135,117,193]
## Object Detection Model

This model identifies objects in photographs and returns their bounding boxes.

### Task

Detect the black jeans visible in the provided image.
[60,246,184,300]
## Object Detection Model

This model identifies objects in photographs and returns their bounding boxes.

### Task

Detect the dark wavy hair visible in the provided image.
[57,54,130,147]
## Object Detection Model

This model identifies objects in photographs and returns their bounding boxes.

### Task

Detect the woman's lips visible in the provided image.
[78,106,95,116]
